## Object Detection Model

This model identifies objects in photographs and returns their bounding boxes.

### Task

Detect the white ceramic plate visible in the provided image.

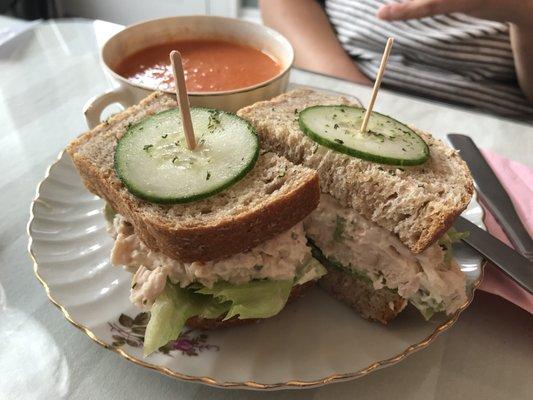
[28,150,484,390]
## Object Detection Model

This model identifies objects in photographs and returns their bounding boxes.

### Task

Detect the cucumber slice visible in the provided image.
[115,108,259,203]
[299,105,429,166]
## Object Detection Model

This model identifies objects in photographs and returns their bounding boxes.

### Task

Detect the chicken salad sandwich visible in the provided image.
[238,88,473,323]
[67,91,325,355]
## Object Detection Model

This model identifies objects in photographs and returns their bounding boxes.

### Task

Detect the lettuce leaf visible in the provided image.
[295,257,327,285]
[439,228,469,265]
[409,291,445,321]
[196,279,293,320]
[333,216,346,242]
[144,278,296,355]
[143,284,229,356]
[410,300,436,321]
[103,203,116,223]
[198,297,231,319]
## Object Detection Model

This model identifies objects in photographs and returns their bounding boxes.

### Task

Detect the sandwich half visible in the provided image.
[67,91,325,355]
[238,89,474,323]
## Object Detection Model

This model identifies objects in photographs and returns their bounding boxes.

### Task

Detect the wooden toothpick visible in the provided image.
[360,37,394,133]
[170,50,196,150]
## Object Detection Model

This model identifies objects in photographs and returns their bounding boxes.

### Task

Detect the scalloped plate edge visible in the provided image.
[27,148,485,391]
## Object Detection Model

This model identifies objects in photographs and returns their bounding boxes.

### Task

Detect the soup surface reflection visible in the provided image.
[115,39,282,92]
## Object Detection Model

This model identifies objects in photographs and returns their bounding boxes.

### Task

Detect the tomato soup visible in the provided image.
[115,39,281,92]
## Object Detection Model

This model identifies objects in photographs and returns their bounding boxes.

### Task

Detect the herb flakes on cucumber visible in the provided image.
[114,108,259,204]
[298,105,429,166]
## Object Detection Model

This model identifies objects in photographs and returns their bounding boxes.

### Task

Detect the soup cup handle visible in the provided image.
[83,86,136,129]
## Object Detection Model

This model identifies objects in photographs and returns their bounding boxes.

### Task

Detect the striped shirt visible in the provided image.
[325,0,533,120]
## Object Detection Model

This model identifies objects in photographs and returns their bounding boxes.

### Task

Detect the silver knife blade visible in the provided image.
[454,216,533,293]
[448,134,533,261]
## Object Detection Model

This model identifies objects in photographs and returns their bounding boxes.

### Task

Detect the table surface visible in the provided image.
[0,18,531,400]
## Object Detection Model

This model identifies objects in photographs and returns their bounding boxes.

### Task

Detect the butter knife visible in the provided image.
[454,217,533,293]
[448,134,533,261]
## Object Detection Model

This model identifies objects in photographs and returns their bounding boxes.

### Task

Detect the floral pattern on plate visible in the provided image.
[108,312,219,356]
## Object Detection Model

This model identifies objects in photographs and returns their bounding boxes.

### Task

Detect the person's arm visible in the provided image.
[378,0,533,102]
[259,0,371,85]
[510,24,533,102]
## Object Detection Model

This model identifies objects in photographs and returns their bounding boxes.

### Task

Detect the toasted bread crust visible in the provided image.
[67,92,320,262]
[237,89,474,253]
[319,265,407,324]
[75,154,319,262]
[185,281,315,329]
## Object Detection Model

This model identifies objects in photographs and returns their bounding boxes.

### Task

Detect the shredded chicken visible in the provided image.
[108,214,317,308]
[305,194,467,315]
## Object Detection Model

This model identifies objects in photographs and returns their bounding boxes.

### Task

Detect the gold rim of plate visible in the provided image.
[27,149,485,390]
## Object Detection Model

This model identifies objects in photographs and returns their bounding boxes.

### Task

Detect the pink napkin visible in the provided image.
[477,149,533,313]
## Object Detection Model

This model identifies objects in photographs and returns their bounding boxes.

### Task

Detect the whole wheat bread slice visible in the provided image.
[319,265,407,324]
[237,89,473,253]
[67,91,319,262]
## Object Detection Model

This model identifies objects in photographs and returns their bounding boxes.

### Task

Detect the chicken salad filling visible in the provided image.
[107,212,326,309]
[105,207,326,354]
[304,194,467,318]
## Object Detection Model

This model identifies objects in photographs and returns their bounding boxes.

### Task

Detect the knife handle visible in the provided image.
[448,134,533,261]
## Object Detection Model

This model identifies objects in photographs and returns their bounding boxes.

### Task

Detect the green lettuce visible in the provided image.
[332,216,346,242]
[439,228,469,264]
[143,284,228,356]
[103,203,116,223]
[143,272,322,356]
[196,279,293,320]
[409,292,445,321]
[295,257,327,285]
